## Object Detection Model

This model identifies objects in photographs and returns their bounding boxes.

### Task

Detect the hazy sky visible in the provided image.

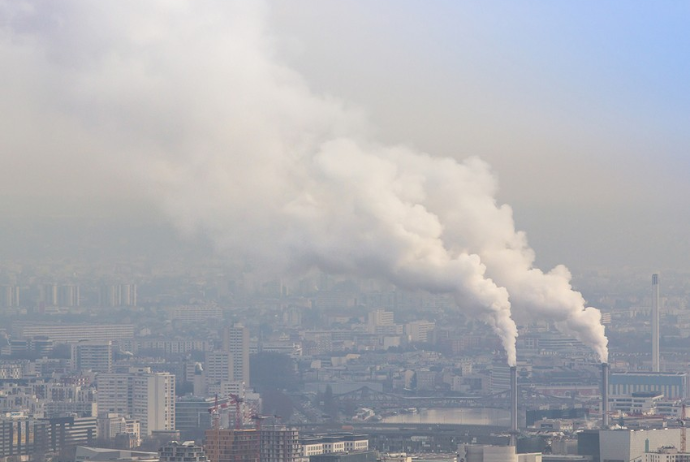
[268,1,690,271]
[1,1,689,273]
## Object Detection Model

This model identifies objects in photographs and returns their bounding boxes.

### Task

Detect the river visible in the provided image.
[381,407,510,426]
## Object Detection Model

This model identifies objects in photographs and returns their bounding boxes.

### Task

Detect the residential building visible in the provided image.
[159,441,208,462]
[223,325,250,386]
[73,340,113,373]
[132,372,175,436]
[96,367,175,437]
[13,323,134,343]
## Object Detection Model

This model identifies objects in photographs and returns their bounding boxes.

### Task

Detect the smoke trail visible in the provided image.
[0,1,608,363]
[434,195,609,361]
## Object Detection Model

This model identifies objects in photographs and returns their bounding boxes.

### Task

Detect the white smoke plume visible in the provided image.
[0,1,607,364]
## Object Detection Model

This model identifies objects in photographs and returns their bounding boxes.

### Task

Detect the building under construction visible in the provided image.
[260,426,301,462]
[205,429,260,462]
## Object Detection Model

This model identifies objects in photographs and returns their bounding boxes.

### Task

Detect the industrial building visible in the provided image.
[609,372,689,400]
[578,428,683,462]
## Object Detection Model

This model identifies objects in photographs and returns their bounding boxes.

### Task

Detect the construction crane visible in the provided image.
[228,393,245,429]
[251,414,281,432]
[208,394,244,429]
[208,395,223,462]
[208,394,222,430]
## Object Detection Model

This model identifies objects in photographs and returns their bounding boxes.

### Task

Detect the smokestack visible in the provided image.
[510,365,518,446]
[602,363,609,429]
[652,273,660,372]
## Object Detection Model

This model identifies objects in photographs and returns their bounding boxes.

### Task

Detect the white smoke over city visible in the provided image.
[0,1,607,364]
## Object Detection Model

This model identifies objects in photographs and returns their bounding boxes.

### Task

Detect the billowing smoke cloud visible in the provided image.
[0,1,607,364]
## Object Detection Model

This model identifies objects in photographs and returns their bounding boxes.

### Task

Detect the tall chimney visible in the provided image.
[510,365,518,446]
[652,273,660,372]
[602,362,609,429]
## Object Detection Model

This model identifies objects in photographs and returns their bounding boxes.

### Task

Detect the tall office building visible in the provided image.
[223,324,250,386]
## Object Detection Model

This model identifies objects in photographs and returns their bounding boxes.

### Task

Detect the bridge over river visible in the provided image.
[330,385,596,411]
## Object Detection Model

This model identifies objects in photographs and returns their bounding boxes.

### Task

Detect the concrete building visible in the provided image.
[367,310,395,334]
[205,428,260,462]
[205,351,234,388]
[73,340,113,373]
[131,372,175,436]
[175,396,215,441]
[97,372,133,415]
[0,417,49,459]
[599,428,681,462]
[96,412,140,445]
[644,447,690,461]
[14,323,134,343]
[75,446,157,462]
[96,367,175,437]
[223,325,250,386]
[309,452,378,462]
[260,426,301,462]
[463,445,541,462]
[405,321,435,343]
[159,441,208,462]
[43,415,98,451]
[299,435,368,457]
[609,391,664,415]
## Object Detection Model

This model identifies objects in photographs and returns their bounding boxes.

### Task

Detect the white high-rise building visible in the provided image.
[96,367,175,437]
[97,372,133,415]
[132,372,175,436]
[204,351,234,392]
[223,324,250,386]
